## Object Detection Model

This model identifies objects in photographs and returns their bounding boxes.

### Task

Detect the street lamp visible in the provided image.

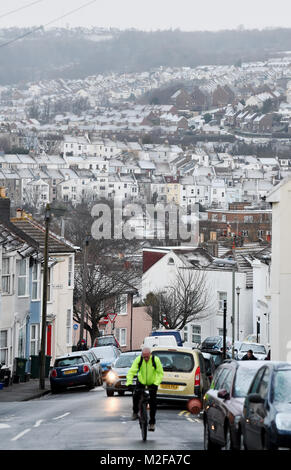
[236,286,241,341]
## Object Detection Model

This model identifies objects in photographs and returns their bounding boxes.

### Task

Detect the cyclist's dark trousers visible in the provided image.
[133,381,158,425]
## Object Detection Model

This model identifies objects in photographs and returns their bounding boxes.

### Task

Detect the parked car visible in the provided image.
[199,349,224,369]
[50,351,102,393]
[143,335,178,349]
[202,352,216,385]
[86,350,103,385]
[93,335,120,349]
[203,359,265,450]
[150,330,183,346]
[105,350,141,397]
[90,346,121,378]
[241,362,291,450]
[237,342,267,360]
[199,335,232,352]
[151,346,209,403]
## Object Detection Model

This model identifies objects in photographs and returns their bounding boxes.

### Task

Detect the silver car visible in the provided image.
[237,342,267,360]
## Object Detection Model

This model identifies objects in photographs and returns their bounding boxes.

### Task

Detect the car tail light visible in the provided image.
[83,365,89,373]
[194,366,200,387]
[51,369,57,378]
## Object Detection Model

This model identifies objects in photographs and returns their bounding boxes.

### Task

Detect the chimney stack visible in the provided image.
[0,187,10,221]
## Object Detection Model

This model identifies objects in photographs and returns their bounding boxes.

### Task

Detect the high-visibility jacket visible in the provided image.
[126,355,163,387]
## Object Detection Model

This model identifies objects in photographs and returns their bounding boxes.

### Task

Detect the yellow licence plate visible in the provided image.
[64,369,77,375]
[160,384,179,390]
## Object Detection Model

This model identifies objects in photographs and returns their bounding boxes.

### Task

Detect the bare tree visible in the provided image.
[73,250,140,345]
[144,268,214,330]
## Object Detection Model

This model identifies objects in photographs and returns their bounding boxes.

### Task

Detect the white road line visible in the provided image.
[187,417,194,422]
[53,412,70,421]
[0,423,11,429]
[11,428,31,441]
[34,420,43,428]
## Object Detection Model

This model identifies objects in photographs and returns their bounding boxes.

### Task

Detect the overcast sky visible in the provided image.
[1,0,291,31]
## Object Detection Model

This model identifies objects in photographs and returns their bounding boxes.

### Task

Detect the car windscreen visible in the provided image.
[93,348,115,361]
[152,351,194,372]
[240,344,266,353]
[97,337,115,346]
[233,366,261,397]
[201,337,221,348]
[273,369,291,403]
[55,357,84,367]
[114,355,138,368]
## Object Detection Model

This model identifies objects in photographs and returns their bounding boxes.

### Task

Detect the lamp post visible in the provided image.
[236,286,241,341]
[39,203,50,390]
[79,235,90,344]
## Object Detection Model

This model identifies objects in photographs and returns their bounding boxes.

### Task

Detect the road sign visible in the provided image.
[107,313,117,323]
[73,324,79,330]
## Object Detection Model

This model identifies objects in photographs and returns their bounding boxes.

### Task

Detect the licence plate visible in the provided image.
[63,369,77,375]
[121,380,136,386]
[160,383,179,390]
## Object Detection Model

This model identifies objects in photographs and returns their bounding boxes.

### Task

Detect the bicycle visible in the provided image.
[138,387,150,442]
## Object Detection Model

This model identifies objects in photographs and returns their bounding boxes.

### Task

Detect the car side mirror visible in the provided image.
[217,389,230,400]
[248,393,264,404]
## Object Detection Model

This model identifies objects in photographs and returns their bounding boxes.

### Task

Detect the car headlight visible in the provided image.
[276,413,291,431]
[106,371,117,382]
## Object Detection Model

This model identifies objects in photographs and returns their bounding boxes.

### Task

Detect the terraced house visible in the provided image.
[0,190,77,378]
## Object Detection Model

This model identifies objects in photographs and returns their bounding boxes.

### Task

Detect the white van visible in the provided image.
[142,335,178,349]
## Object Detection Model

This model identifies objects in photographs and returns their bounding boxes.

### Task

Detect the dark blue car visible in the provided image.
[50,351,102,393]
[241,361,291,450]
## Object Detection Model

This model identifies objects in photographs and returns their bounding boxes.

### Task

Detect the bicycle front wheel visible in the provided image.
[140,402,148,441]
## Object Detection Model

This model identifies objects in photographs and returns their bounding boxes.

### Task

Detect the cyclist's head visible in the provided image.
[142,347,151,362]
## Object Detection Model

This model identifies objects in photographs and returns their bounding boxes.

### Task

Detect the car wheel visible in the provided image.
[204,419,220,450]
[51,385,60,394]
[118,391,125,396]
[106,389,114,397]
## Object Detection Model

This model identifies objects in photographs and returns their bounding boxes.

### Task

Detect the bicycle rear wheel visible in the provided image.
[139,402,148,441]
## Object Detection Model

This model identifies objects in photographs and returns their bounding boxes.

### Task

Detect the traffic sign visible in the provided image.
[73,324,79,330]
[107,313,117,323]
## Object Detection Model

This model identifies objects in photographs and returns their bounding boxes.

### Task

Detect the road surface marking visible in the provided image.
[187,417,194,422]
[0,423,11,429]
[53,412,70,421]
[34,420,43,428]
[178,411,187,416]
[11,428,31,441]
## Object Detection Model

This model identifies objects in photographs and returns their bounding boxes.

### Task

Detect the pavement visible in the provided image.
[0,379,51,402]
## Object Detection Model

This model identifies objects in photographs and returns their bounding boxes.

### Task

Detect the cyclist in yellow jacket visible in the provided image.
[126,347,163,432]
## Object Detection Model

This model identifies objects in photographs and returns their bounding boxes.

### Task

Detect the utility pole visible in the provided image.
[79,236,90,343]
[130,292,133,350]
[39,204,50,390]
[232,264,235,359]
[223,299,227,361]
[236,286,241,341]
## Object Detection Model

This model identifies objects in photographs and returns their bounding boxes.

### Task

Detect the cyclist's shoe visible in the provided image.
[148,423,155,432]
[131,413,138,421]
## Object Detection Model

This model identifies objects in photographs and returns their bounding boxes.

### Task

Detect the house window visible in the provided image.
[218,292,227,311]
[66,309,72,345]
[2,258,11,294]
[183,326,188,342]
[68,256,73,287]
[18,259,28,296]
[32,263,40,300]
[30,324,39,355]
[117,294,127,315]
[0,330,8,365]
[192,325,201,344]
[116,328,127,347]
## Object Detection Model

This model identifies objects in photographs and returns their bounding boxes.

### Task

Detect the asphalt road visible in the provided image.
[0,385,204,450]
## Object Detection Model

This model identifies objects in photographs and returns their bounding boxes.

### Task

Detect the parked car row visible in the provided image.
[203,359,291,450]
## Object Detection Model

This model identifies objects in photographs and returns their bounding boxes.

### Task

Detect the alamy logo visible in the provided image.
[91,199,199,245]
